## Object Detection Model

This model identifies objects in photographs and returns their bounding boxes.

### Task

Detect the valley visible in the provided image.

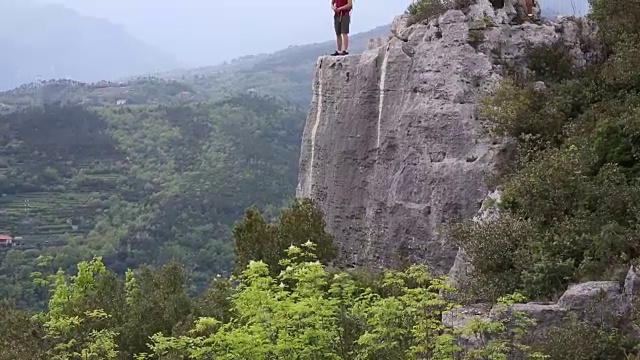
[0,19,388,307]
[0,96,304,305]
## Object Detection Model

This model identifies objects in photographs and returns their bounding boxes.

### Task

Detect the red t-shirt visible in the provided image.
[334,0,351,16]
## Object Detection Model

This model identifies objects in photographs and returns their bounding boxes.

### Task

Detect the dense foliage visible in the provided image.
[450,0,640,301]
[0,93,305,307]
[0,240,546,360]
[233,198,337,276]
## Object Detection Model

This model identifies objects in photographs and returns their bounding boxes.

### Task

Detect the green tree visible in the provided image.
[119,262,194,358]
[233,198,337,276]
[32,257,121,360]
[0,301,48,360]
[139,242,545,360]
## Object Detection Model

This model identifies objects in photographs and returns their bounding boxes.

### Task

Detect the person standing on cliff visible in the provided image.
[525,0,534,16]
[331,0,353,56]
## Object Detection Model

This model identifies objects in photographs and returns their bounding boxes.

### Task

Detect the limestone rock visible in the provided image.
[444,281,635,355]
[297,8,596,272]
[447,190,503,288]
[473,189,502,223]
[557,281,622,310]
[468,0,500,24]
[491,302,567,338]
[556,281,632,323]
[391,14,413,41]
[533,81,546,91]
[367,37,387,51]
[624,266,640,296]
[447,247,474,291]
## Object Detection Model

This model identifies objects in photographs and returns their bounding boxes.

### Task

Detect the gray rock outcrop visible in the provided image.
[296,1,597,272]
[444,271,640,352]
[447,189,502,291]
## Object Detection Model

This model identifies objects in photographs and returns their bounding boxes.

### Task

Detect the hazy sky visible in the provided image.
[41,0,412,67]
[540,0,589,16]
[41,0,589,68]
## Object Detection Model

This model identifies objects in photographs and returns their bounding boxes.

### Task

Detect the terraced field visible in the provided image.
[0,105,131,253]
[0,93,304,307]
[0,191,107,247]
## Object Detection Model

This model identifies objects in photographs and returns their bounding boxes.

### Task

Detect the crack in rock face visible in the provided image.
[297,1,597,273]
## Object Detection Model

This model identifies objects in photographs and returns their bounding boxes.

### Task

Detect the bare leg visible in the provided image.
[336,36,343,52]
[342,34,349,52]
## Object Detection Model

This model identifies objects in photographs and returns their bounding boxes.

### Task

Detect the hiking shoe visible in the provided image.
[341,51,349,56]
[330,51,341,56]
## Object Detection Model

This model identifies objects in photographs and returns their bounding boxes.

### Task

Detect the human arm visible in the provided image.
[337,0,352,11]
[331,0,336,11]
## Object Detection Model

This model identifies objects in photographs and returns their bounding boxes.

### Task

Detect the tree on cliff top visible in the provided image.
[406,0,475,24]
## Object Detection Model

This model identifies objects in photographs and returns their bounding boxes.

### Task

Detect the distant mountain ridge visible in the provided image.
[154,25,392,106]
[162,25,391,77]
[0,1,180,90]
[1,24,392,109]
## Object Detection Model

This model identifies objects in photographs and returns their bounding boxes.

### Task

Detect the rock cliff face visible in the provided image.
[296,1,596,272]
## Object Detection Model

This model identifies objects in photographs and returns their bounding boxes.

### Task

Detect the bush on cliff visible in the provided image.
[406,0,475,25]
[451,0,640,301]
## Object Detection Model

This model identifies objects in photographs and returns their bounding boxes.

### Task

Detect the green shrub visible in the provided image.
[406,0,476,25]
[590,0,640,50]
[453,144,640,300]
[406,0,450,25]
[449,216,539,301]
[468,29,485,49]
[533,318,631,360]
[232,198,338,277]
[524,40,576,83]
[454,2,640,301]
[531,295,638,359]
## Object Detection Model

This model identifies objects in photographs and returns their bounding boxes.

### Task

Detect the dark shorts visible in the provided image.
[334,14,350,35]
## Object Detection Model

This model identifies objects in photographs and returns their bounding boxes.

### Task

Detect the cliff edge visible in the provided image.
[297,1,596,273]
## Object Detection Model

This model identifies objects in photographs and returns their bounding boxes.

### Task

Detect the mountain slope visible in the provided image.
[0,1,179,90]
[0,24,391,109]
[0,94,305,305]
[158,25,392,107]
[0,78,206,112]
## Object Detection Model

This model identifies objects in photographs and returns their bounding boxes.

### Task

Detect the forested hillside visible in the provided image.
[0,94,305,307]
[0,78,207,113]
[156,25,391,107]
